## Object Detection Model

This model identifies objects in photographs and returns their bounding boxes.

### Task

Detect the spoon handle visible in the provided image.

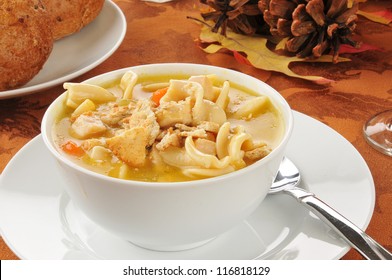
[286,187,392,260]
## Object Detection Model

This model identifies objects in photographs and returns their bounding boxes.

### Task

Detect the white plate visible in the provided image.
[0,111,375,259]
[0,0,126,100]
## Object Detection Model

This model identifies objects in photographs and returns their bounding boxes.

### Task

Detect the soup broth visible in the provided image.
[53,72,285,182]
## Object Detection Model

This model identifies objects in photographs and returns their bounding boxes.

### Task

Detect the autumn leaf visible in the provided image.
[232,50,252,66]
[199,25,350,84]
[348,0,367,8]
[353,0,392,24]
[339,43,383,54]
[357,9,392,25]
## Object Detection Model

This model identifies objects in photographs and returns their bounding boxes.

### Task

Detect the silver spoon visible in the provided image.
[270,157,392,260]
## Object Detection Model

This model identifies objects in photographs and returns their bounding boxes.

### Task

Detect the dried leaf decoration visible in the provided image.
[354,0,392,24]
[357,9,392,25]
[339,43,383,54]
[199,24,350,84]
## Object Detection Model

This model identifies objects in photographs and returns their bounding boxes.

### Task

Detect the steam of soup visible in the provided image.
[53,72,285,182]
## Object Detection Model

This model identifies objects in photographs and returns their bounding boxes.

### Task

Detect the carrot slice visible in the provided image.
[151,87,168,105]
[61,140,85,157]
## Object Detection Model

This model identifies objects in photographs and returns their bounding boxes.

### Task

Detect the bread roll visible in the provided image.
[0,0,54,91]
[43,0,105,40]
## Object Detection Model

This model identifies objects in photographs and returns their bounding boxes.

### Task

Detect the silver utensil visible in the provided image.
[270,157,392,260]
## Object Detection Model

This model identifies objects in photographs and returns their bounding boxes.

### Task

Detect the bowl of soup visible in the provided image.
[41,63,293,251]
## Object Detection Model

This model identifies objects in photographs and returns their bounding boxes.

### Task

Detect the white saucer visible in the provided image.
[0,0,126,99]
[0,111,375,259]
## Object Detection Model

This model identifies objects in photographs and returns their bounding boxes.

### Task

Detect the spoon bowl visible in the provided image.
[269,156,301,194]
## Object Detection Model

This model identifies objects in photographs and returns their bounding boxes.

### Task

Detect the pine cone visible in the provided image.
[200,0,266,35]
[259,0,360,62]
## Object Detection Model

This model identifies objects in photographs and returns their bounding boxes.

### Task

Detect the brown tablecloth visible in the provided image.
[1,0,391,260]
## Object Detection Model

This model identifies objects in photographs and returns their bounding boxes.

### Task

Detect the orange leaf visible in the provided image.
[199,24,348,84]
[339,43,383,54]
[232,50,252,66]
[357,9,392,25]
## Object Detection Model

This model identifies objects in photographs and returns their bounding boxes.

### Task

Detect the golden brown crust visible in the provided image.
[43,0,105,40]
[0,0,54,91]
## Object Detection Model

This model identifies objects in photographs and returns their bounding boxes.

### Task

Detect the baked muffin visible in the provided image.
[0,0,54,91]
[43,0,105,40]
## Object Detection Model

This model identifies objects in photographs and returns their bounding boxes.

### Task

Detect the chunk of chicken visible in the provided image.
[192,99,227,126]
[155,130,181,151]
[155,98,193,128]
[174,123,194,131]
[178,128,207,138]
[160,80,202,103]
[71,113,107,139]
[122,99,160,146]
[106,127,148,167]
[244,145,271,161]
[174,123,217,139]
[188,75,218,101]
[89,146,112,161]
[196,121,220,134]
[98,102,133,126]
[81,138,106,151]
